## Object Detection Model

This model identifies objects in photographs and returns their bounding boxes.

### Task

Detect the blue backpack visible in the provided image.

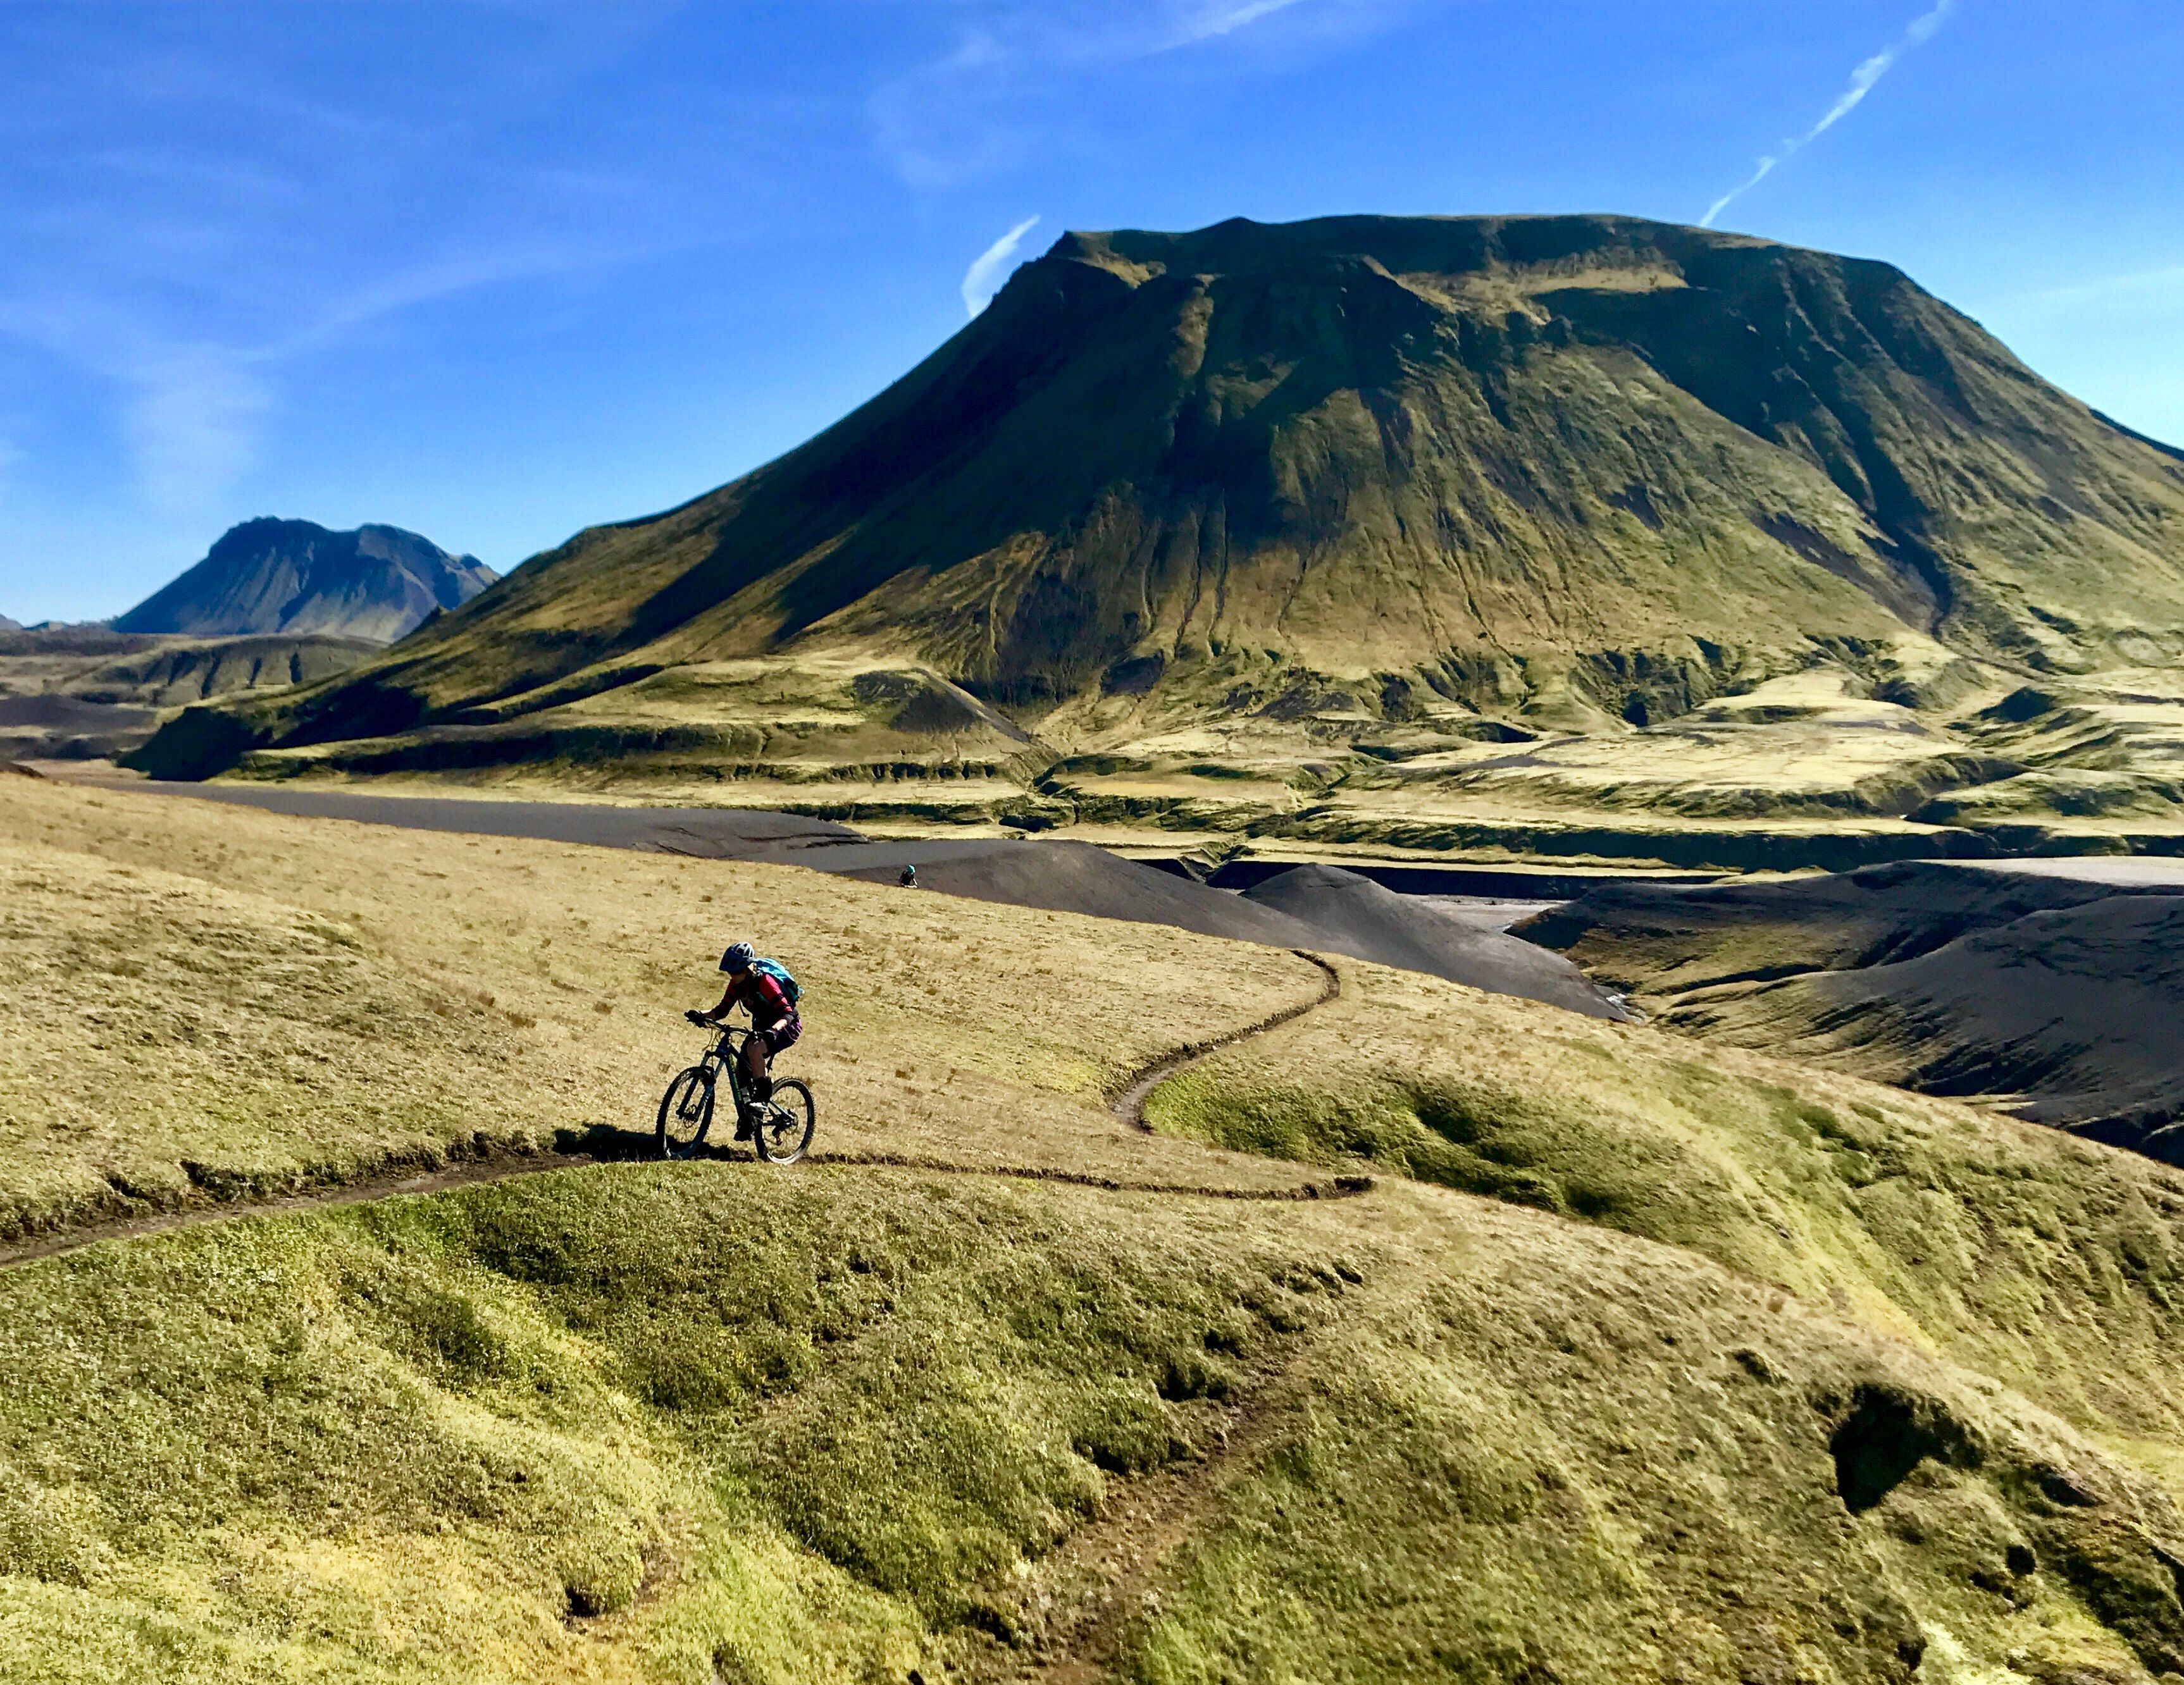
[751,956,802,1008]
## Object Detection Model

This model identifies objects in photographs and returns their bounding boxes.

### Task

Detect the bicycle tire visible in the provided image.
[753,1078,816,1166]
[656,1065,715,1159]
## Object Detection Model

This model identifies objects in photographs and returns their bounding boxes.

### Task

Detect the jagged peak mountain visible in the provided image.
[113,517,496,644]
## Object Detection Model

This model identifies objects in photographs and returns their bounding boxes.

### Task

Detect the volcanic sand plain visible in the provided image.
[1521,859,2184,1158]
[16,777,2184,1681]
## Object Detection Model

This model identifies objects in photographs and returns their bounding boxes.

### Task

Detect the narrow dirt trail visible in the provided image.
[995,1240,1393,1682]
[1002,1344,1312,1684]
[0,1148,1373,1272]
[0,954,1356,1272]
[1109,949,1341,1127]
[0,1151,587,1270]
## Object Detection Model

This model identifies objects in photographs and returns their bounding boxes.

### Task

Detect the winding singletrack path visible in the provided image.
[1,946,1367,1685]
[0,953,1356,1272]
[1109,949,1341,1128]
[1008,1338,1315,1684]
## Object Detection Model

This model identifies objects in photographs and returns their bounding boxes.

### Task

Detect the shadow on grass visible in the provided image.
[554,1121,754,1166]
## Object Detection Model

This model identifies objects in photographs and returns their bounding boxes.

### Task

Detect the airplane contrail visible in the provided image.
[1703,0,1958,230]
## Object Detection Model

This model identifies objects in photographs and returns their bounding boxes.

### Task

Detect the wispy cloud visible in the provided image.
[871,31,1021,189]
[1702,0,1958,229]
[0,6,719,528]
[871,0,1355,187]
[1172,0,1312,46]
[0,289,276,517]
[283,237,655,356]
[2020,264,2184,307]
[121,347,272,517]
[962,216,1043,316]
[0,223,652,518]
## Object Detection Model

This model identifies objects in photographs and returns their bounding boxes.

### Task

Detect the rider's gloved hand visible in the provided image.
[685,1009,708,1025]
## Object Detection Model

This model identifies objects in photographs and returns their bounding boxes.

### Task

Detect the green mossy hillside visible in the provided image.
[11,1165,2184,1681]
[1122,1194,2184,1685]
[1147,960,2184,1457]
[127,214,2184,867]
[147,214,2184,765]
[0,1166,1345,1682]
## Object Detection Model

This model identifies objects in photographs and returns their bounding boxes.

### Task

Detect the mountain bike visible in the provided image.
[656,1018,816,1164]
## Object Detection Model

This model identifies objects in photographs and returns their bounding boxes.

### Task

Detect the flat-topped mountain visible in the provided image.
[113,518,495,644]
[133,214,2184,858]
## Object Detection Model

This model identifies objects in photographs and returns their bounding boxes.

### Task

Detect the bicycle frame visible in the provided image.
[664,1014,813,1166]
[700,1024,756,1117]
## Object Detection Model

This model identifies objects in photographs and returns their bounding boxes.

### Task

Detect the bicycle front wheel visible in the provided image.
[656,1066,715,1160]
[753,1078,816,1166]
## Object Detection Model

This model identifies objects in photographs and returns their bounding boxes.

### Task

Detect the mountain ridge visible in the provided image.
[113,517,495,644]
[130,213,2184,834]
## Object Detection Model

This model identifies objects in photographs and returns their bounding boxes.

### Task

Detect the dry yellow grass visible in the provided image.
[0,777,1324,1238]
[14,777,2184,1680]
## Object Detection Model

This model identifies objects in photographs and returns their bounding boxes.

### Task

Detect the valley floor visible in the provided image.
[150,654,2184,875]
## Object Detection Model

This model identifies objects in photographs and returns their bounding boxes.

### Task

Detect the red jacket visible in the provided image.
[729,967,795,1029]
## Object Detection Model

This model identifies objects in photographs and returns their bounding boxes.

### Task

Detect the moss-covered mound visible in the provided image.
[17,1159,2184,1682]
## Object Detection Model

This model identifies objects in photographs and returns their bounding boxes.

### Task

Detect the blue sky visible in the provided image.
[1,0,2179,622]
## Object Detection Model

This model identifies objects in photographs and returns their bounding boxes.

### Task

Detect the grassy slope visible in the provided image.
[0,779,1321,1238]
[1122,1193,2184,1685]
[0,634,376,763]
[14,782,2184,1679]
[1146,960,2184,1459]
[0,1166,1362,1683]
[0,634,379,710]
[10,1169,2184,1683]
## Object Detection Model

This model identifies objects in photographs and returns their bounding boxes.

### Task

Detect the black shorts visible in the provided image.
[754,1015,800,1056]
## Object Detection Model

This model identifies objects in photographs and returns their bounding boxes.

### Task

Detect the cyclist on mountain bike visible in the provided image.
[688,941,800,1103]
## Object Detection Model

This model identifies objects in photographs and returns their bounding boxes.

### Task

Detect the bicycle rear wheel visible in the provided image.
[753,1078,816,1166]
[655,1066,715,1159]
